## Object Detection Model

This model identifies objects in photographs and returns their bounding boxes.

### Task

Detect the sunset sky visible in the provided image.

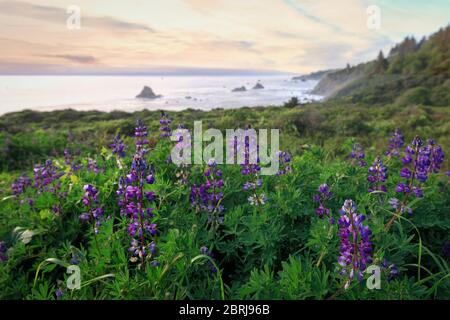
[0,0,449,75]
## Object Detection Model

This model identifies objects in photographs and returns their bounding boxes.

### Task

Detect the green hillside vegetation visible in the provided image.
[1,103,449,173]
[313,26,450,106]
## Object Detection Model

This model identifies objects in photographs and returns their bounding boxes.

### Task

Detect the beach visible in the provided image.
[0,75,322,115]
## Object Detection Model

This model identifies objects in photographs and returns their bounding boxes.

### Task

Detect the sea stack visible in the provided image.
[252,82,264,89]
[136,86,162,99]
[231,86,247,92]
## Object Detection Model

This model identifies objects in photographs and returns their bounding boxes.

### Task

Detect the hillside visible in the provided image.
[1,103,449,172]
[312,26,450,106]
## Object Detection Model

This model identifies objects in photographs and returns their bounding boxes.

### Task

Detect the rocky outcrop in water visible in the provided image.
[252,83,264,89]
[231,86,247,92]
[136,86,162,99]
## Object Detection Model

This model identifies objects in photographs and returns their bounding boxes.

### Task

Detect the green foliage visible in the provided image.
[396,87,430,106]
[318,26,450,106]
[0,117,449,300]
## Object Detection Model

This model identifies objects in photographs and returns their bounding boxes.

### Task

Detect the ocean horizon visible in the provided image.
[0,75,322,115]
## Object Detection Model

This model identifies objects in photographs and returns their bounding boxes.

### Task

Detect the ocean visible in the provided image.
[0,75,322,115]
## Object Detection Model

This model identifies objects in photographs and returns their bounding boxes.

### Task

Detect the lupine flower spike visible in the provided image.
[33,160,63,192]
[381,259,399,281]
[11,175,31,197]
[80,184,105,254]
[159,112,172,138]
[110,133,126,158]
[337,200,372,289]
[172,124,191,184]
[276,151,292,176]
[190,159,225,229]
[367,156,387,193]
[387,136,444,229]
[349,143,367,167]
[313,183,334,224]
[117,120,158,267]
[238,127,267,207]
[385,128,404,158]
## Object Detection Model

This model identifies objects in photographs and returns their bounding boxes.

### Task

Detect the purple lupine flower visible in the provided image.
[171,124,191,178]
[11,175,31,196]
[52,205,61,216]
[388,196,412,218]
[425,139,444,174]
[159,112,172,138]
[349,143,367,167]
[385,128,404,158]
[134,119,150,153]
[64,149,72,165]
[313,183,334,223]
[200,246,217,273]
[368,156,387,193]
[33,160,63,192]
[276,151,292,176]
[237,127,267,206]
[128,239,158,265]
[70,253,80,265]
[190,159,225,228]
[87,158,101,174]
[79,184,104,234]
[110,134,126,158]
[55,288,64,299]
[396,136,444,200]
[0,241,8,263]
[381,259,399,281]
[337,199,373,289]
[118,120,158,265]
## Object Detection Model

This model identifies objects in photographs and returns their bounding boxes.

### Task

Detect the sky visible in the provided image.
[0,0,449,75]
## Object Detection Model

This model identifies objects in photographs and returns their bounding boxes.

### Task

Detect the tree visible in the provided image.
[373,50,388,74]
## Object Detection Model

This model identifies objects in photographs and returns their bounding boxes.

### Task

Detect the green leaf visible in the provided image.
[70,174,79,184]
[39,209,52,221]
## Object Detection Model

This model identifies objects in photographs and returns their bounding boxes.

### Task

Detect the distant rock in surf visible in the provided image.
[136,86,162,99]
[231,86,247,92]
[252,83,264,89]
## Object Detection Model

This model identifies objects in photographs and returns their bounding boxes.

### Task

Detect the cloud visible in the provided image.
[291,42,354,70]
[0,1,154,32]
[45,54,97,64]
[0,0,448,74]
[207,40,259,53]
[283,0,344,33]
